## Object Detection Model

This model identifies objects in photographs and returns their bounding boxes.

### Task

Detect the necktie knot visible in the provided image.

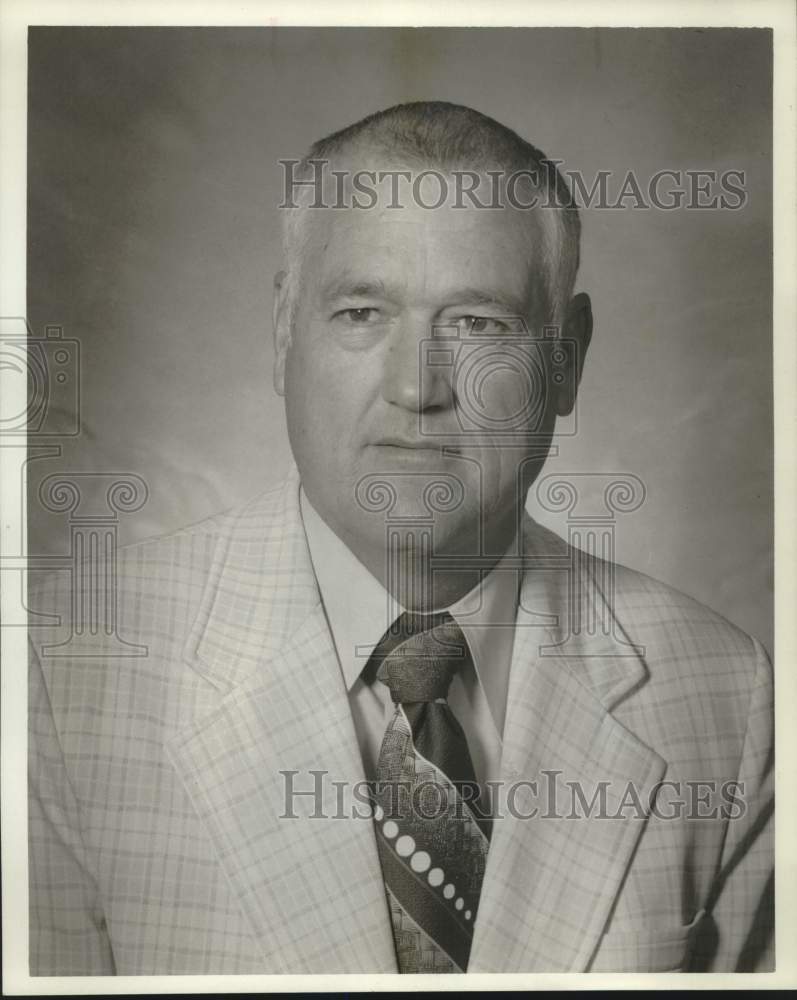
[374,611,469,704]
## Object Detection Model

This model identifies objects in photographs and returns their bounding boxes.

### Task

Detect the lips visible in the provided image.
[376,437,441,450]
[371,437,462,455]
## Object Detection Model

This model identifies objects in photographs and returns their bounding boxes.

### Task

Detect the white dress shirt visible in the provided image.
[299,487,521,791]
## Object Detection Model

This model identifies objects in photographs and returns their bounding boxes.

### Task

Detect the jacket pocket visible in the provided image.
[587,909,706,972]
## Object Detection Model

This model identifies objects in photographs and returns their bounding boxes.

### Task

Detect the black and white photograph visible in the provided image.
[1,0,795,991]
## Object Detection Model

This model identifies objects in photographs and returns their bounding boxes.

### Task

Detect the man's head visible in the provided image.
[272,101,592,599]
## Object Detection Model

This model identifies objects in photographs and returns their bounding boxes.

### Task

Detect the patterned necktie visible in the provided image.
[368,611,491,974]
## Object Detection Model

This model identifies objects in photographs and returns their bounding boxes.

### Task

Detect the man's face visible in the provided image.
[275,182,584,574]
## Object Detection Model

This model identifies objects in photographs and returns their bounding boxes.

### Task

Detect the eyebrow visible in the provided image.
[442,288,528,314]
[320,278,394,303]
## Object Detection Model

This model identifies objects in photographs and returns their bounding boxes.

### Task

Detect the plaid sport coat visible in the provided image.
[28,465,774,975]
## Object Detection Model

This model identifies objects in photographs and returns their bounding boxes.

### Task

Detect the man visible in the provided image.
[28,101,773,975]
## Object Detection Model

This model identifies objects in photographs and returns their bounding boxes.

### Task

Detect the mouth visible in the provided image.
[372,437,462,455]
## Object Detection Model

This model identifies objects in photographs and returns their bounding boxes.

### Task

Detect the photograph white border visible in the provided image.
[2,0,795,992]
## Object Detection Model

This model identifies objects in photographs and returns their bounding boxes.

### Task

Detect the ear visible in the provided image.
[554,291,592,417]
[272,270,290,397]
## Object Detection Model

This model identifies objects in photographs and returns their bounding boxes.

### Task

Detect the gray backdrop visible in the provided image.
[27,27,773,653]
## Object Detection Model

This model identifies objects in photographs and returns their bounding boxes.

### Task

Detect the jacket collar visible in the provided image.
[173,469,664,972]
[183,466,648,711]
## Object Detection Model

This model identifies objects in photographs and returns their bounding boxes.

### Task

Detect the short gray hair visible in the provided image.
[280,100,581,328]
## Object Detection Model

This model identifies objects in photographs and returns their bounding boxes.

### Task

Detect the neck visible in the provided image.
[338,506,521,612]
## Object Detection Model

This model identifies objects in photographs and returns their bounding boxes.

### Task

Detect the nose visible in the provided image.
[380,315,453,413]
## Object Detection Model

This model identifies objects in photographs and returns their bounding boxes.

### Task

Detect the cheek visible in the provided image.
[285,332,334,410]
[459,347,546,433]
[284,335,370,450]
[489,367,532,414]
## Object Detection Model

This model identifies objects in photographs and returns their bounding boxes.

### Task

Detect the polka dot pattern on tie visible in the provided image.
[373,811,478,923]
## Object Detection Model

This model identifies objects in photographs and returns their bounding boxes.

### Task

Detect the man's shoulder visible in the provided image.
[523,515,769,680]
[609,556,764,659]
[522,521,771,776]
[33,480,288,598]
[591,549,770,726]
[117,479,290,572]
[28,480,297,746]
[28,480,293,669]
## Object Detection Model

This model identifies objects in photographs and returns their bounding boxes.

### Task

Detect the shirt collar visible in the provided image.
[299,486,520,735]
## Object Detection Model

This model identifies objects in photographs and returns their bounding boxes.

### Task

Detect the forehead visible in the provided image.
[302,197,542,307]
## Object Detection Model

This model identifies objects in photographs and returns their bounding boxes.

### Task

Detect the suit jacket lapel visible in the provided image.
[470,518,667,972]
[167,468,397,972]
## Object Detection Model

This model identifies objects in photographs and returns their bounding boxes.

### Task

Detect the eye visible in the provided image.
[457,315,514,335]
[335,307,380,324]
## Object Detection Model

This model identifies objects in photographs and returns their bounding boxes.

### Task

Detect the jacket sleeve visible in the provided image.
[690,634,775,972]
[28,639,116,975]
